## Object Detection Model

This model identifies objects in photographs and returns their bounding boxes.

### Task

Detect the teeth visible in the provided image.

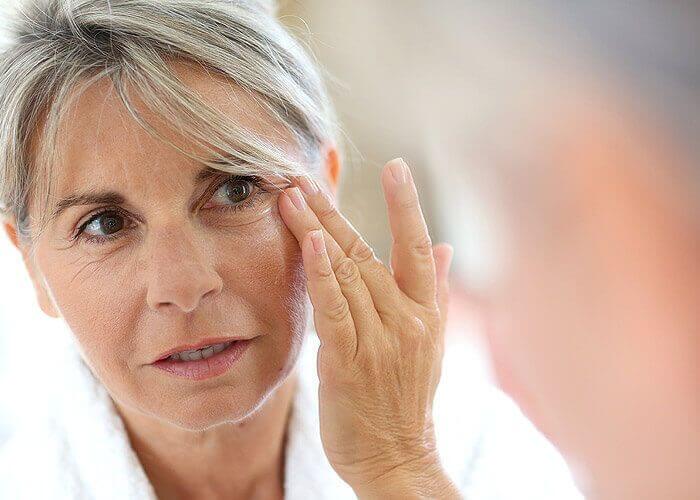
[183,350,203,361]
[167,341,233,362]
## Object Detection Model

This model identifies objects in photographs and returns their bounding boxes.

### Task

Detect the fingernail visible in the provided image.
[287,187,306,211]
[310,230,325,254]
[389,158,408,184]
[298,176,319,196]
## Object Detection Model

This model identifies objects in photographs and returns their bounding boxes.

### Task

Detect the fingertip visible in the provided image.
[277,188,295,214]
[443,244,455,270]
[381,157,410,189]
[433,242,453,260]
[380,161,394,190]
[433,243,454,281]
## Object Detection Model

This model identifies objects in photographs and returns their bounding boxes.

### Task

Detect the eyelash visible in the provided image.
[74,175,268,246]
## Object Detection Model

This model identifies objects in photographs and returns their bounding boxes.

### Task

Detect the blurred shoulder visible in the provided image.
[434,333,584,499]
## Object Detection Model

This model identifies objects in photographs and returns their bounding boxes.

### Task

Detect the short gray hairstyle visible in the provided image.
[0,0,337,245]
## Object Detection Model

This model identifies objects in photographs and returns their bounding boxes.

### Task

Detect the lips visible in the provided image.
[151,338,253,380]
[151,336,250,364]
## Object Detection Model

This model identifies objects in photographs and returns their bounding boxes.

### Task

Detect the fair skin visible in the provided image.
[3,60,458,499]
[465,80,700,500]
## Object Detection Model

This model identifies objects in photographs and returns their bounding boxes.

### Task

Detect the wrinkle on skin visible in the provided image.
[16,60,319,499]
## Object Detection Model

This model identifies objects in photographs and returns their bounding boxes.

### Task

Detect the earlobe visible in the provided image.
[321,142,342,194]
[34,277,60,319]
[2,220,20,250]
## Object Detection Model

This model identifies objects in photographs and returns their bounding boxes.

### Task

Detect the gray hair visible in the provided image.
[0,0,337,245]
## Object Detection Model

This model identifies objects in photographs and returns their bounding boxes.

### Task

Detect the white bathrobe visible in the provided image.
[0,323,583,499]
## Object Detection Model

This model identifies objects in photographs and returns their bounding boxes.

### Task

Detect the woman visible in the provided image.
[0,1,580,498]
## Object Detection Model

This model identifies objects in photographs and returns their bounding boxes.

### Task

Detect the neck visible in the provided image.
[116,372,298,500]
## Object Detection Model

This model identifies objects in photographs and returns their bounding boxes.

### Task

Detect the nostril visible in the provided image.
[201,287,217,302]
[145,258,222,312]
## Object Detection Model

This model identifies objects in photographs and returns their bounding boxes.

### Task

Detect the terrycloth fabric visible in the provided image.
[0,323,583,499]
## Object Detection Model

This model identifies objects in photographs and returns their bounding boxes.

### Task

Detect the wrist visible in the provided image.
[352,453,461,500]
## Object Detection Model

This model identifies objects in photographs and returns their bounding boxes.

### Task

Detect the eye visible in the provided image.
[206,176,257,209]
[82,210,125,238]
[224,178,252,203]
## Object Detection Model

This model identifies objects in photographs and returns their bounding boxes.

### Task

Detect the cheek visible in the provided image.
[44,259,139,374]
[215,214,308,338]
[210,216,309,394]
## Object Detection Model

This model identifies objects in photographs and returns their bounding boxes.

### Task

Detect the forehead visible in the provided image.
[40,59,293,202]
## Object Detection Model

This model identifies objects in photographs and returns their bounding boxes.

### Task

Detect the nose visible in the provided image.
[145,225,223,313]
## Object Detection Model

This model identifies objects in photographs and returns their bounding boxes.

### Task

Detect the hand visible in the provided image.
[278,158,460,499]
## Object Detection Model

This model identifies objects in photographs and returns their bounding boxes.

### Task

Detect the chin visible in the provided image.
[165,394,269,432]
[162,348,304,432]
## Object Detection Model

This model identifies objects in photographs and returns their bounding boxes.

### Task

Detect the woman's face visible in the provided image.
[20,61,311,430]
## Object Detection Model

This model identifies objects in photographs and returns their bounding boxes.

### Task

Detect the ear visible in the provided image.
[3,219,60,319]
[320,141,342,195]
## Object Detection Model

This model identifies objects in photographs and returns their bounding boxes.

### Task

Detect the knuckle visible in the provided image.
[325,294,352,323]
[403,315,428,339]
[383,309,426,336]
[346,235,376,264]
[316,195,340,221]
[316,262,335,280]
[397,194,420,212]
[410,235,434,257]
[333,257,361,285]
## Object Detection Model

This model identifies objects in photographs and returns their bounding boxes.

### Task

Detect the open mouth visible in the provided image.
[151,338,252,380]
[164,340,236,362]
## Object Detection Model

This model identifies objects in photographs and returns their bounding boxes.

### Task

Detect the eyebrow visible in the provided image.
[49,164,234,223]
